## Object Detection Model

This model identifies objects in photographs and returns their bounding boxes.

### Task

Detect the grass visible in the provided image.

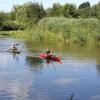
[0,31,11,36]
[10,17,100,44]
[11,28,60,41]
[38,17,100,43]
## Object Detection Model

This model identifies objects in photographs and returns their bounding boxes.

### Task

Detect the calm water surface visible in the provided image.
[0,37,100,100]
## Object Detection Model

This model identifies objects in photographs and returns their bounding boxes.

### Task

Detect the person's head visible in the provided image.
[46,48,48,51]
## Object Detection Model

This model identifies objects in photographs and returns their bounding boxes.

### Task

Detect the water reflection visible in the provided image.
[45,59,62,64]
[96,65,100,75]
[45,59,53,64]
[10,53,20,62]
[25,40,100,64]
[0,53,33,100]
[91,94,100,100]
[0,38,100,100]
[53,77,77,86]
[25,56,43,71]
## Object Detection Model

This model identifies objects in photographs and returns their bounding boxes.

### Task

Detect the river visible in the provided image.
[0,36,100,100]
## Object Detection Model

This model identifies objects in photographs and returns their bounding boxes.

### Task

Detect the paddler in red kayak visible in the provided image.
[45,48,53,55]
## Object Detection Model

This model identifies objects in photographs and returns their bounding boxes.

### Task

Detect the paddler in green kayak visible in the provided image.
[11,44,18,50]
[9,43,20,53]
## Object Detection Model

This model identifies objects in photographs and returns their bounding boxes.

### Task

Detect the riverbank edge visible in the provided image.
[0,30,98,45]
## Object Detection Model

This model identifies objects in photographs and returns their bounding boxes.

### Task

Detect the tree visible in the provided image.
[46,8,53,17]
[63,3,78,18]
[46,3,63,17]
[52,3,63,16]
[79,1,90,9]
[78,1,91,18]
[0,12,8,26]
[91,2,100,18]
[8,5,19,20]
[16,2,46,27]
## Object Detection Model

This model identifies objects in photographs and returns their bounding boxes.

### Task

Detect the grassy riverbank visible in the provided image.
[10,17,100,44]
[0,1,100,44]
[0,31,11,36]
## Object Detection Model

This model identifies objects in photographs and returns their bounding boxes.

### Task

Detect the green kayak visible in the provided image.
[9,49,20,53]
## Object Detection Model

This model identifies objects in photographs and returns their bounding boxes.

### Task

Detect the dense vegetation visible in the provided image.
[0,1,100,44]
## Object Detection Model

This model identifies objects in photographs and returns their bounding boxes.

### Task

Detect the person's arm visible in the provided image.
[51,50,53,55]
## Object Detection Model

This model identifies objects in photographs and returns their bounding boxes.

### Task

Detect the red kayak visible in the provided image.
[39,53,61,62]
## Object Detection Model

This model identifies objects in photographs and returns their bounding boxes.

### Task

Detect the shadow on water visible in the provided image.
[45,59,62,64]
[96,65,100,75]
[25,56,44,71]
[67,93,74,100]
[25,56,62,72]
[11,52,20,59]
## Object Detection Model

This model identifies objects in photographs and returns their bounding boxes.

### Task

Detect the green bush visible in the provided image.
[38,17,99,43]
[0,21,24,31]
[11,17,100,44]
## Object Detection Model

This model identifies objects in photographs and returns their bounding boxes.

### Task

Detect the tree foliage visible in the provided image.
[0,12,8,26]
[78,1,91,18]
[91,3,100,18]
[16,2,45,27]
[50,3,63,16]
[78,1,90,9]
[63,3,78,18]
[0,1,100,31]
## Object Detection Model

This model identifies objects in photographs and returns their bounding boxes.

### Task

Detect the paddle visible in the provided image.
[15,43,19,46]
[0,43,19,47]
